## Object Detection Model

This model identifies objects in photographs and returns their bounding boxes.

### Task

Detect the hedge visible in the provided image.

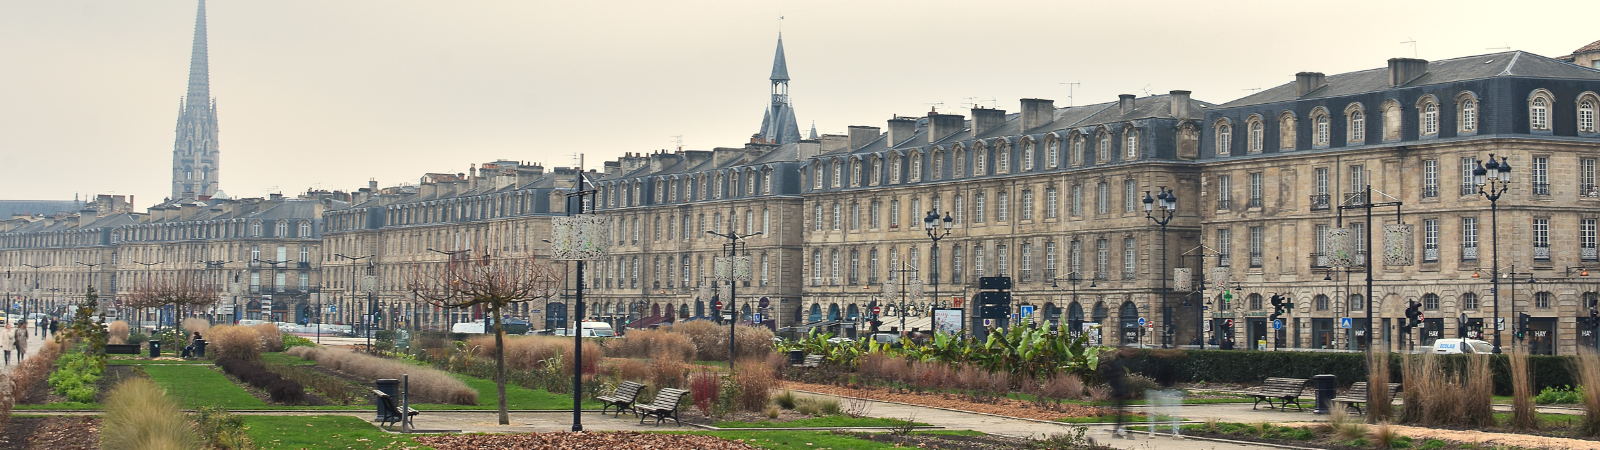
[1122,349,1579,395]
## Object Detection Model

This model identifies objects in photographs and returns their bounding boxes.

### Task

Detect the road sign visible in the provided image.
[952,297,964,308]
[1223,319,1234,328]
[1339,317,1352,329]
[1138,317,1147,327]
[1020,305,1035,317]
[872,305,881,315]
[1273,319,1283,330]
[1496,317,1506,330]
[329,305,338,313]
[753,313,761,322]
[758,297,770,308]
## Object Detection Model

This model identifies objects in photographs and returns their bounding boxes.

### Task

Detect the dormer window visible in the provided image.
[1214,121,1232,156]
[1531,96,1551,131]
[975,148,987,175]
[1046,140,1059,168]
[1125,131,1138,160]
[1023,143,1035,171]
[996,145,1009,173]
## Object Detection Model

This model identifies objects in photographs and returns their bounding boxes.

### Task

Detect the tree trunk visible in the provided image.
[492,303,509,425]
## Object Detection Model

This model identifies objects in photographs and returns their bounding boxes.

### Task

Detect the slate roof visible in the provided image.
[1222,51,1600,108]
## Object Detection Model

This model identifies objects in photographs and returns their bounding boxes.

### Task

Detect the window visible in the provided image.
[1096,182,1109,215]
[1534,218,1550,260]
[299,245,309,263]
[1423,159,1439,198]
[1249,294,1263,310]
[832,162,842,188]
[1123,238,1136,279]
[1071,137,1085,166]
[858,160,869,187]
[1249,226,1263,267]
[954,150,965,178]
[1020,243,1032,280]
[1461,157,1479,196]
[1349,108,1366,143]
[933,151,943,180]
[869,201,881,229]
[298,222,311,237]
[831,203,841,230]
[1071,184,1083,216]
[1314,295,1329,311]
[1422,101,1439,136]
[1315,113,1330,146]
[1463,217,1478,260]
[1582,99,1597,133]
[1248,172,1264,208]
[1216,121,1232,155]
[763,209,770,235]
[909,154,920,182]
[849,250,860,284]
[813,166,823,189]
[1584,218,1598,261]
[251,221,262,237]
[869,249,879,281]
[1216,228,1232,266]
[1585,158,1598,197]
[1068,240,1083,275]
[848,203,860,231]
[1125,131,1138,160]
[1046,242,1058,274]
[829,250,840,283]
[891,199,900,227]
[1531,96,1550,131]
[811,250,822,284]
[1047,140,1059,168]
[1535,291,1552,309]
[1046,188,1059,218]
[891,157,902,184]
[1382,101,1401,140]
[1124,179,1137,213]
[974,246,986,277]
[1313,167,1330,209]
[1098,133,1110,163]
[974,194,986,223]
[996,146,1009,174]
[275,221,287,237]
[763,170,772,194]
[1216,175,1232,210]
[1463,292,1479,310]
[1021,190,1035,221]
[250,245,260,262]
[1248,119,1264,153]
[951,247,963,283]
[1349,294,1364,311]
[1532,156,1550,196]
[1423,218,1439,262]
[1461,96,1478,133]
[954,195,965,224]
[997,192,1010,222]
[975,148,987,175]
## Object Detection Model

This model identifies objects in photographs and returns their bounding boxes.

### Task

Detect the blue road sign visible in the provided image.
[328,305,338,313]
[753,313,761,322]
[1273,319,1283,330]
[1138,317,1147,327]
[1339,317,1353,329]
[1020,305,1035,317]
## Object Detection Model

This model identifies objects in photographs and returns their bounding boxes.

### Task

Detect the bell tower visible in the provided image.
[172,0,219,200]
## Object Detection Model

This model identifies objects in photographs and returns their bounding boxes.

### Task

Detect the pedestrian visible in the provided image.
[48,318,59,337]
[1,320,11,365]
[1099,347,1133,438]
[13,321,29,362]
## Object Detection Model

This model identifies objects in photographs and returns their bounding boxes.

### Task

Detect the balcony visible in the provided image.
[1249,253,1264,267]
[1344,192,1367,206]
[1122,270,1136,280]
[1584,246,1598,261]
[1309,253,1367,268]
[1424,245,1440,262]
[811,278,821,287]
[1533,245,1551,261]
[1583,184,1599,198]
[1020,271,1032,282]
[1309,194,1331,211]
[1532,182,1551,196]
[1462,246,1479,260]
[830,277,841,286]
[1218,255,1232,267]
[1217,199,1232,210]
[1248,198,1264,208]
[297,261,311,269]
[1422,186,1439,198]
[1093,271,1108,281]
[1460,184,1478,196]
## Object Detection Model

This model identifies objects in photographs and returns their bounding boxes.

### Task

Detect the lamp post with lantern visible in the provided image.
[922,211,955,310]
[1143,187,1177,348]
[1474,153,1513,353]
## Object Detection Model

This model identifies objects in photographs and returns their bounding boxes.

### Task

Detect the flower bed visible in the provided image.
[785,381,1123,422]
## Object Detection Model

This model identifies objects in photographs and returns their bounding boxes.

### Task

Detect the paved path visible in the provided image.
[1,323,50,371]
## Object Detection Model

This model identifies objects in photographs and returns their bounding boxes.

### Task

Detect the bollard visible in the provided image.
[1311,374,1338,414]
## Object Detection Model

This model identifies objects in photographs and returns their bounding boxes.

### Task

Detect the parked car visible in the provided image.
[1431,338,1495,354]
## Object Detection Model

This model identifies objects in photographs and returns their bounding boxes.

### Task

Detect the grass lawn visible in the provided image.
[714,416,929,428]
[13,401,101,410]
[108,358,212,365]
[261,352,317,366]
[242,415,428,450]
[687,430,905,450]
[416,374,601,410]
[143,364,269,409]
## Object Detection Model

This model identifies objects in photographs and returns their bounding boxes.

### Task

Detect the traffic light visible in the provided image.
[870,319,882,332]
[1517,313,1532,339]
[1403,301,1422,331]
[1268,294,1289,321]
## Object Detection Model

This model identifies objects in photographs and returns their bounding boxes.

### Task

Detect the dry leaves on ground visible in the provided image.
[1280,422,1600,450]
[413,431,763,450]
[785,381,1122,422]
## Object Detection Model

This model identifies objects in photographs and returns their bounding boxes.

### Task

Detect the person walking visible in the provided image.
[13,321,29,362]
[1,321,11,365]
[48,318,59,338]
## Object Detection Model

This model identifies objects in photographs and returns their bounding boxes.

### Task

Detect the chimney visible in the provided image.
[928,113,966,143]
[1020,98,1054,131]
[1294,72,1326,96]
[847,126,880,151]
[269,193,283,201]
[1169,90,1192,118]
[1387,58,1428,87]
[887,117,918,147]
[368,179,378,191]
[1118,94,1137,115]
[819,134,848,154]
[971,108,1006,136]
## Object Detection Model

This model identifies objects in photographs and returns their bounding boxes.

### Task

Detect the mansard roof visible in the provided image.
[1223,51,1600,108]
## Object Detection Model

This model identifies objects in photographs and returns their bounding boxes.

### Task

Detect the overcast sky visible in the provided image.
[2,0,1596,208]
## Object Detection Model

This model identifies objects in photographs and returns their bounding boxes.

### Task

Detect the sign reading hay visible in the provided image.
[550,216,611,261]
[1323,227,1356,267]
[1383,224,1415,266]
[1174,268,1193,292]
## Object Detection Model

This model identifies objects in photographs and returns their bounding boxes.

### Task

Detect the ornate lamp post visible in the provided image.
[1474,153,1512,353]
[1143,187,1177,348]
[922,211,955,310]
[707,229,760,373]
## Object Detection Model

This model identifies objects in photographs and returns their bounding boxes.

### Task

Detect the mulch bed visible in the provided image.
[413,432,762,449]
[784,381,1123,422]
[850,431,1110,450]
[209,364,338,407]
[679,406,823,426]
[0,416,99,450]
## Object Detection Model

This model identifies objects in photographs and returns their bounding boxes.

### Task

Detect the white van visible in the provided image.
[450,321,488,334]
[1432,338,1495,354]
[555,321,616,337]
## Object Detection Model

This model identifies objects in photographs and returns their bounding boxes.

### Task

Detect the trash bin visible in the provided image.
[789,350,804,365]
[193,339,207,358]
[149,340,161,358]
[1311,374,1338,414]
[375,379,400,421]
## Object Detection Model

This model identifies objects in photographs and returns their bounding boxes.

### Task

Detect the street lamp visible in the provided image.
[1474,153,1513,353]
[922,210,955,314]
[707,229,760,374]
[1143,186,1177,348]
[333,253,374,351]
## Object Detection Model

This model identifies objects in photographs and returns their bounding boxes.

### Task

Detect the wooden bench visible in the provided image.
[1247,377,1311,411]
[797,354,825,368]
[596,381,645,417]
[1332,382,1403,415]
[105,344,140,355]
[636,388,691,426]
[371,389,419,430]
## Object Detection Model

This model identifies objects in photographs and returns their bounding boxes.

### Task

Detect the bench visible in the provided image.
[636,388,691,426]
[1332,381,1403,415]
[1247,377,1311,411]
[596,381,645,417]
[797,354,825,368]
[105,344,140,355]
[371,389,419,430]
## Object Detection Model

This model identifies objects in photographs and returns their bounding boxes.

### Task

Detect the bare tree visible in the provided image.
[127,270,220,333]
[407,250,563,425]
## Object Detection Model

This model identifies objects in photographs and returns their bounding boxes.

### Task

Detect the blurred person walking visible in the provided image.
[13,321,29,362]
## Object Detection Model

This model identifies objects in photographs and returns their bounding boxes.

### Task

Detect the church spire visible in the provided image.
[770,34,790,82]
[185,0,210,110]
[757,34,801,145]
[171,0,220,201]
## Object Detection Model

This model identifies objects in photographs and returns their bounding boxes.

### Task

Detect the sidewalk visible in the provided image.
[1,325,50,371]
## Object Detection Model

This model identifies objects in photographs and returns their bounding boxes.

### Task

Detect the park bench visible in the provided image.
[371,389,420,431]
[596,381,645,417]
[1332,381,1403,415]
[797,354,825,368]
[105,344,140,355]
[635,388,691,426]
[1247,377,1311,411]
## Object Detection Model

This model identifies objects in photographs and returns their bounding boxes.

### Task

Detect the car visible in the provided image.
[1431,338,1495,354]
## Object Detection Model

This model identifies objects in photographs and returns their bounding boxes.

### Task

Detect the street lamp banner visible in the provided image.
[881,280,901,299]
[550,216,612,261]
[1174,268,1193,292]
[697,282,714,301]
[909,279,925,298]
[714,256,753,282]
[1323,227,1357,268]
[718,283,733,304]
[1383,224,1415,266]
[1210,267,1231,287]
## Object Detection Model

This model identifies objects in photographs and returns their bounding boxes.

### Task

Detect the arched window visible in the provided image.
[1459,94,1479,133]
[1535,291,1553,308]
[1071,136,1085,166]
[1314,294,1330,311]
[1047,139,1059,168]
[954,149,966,178]
[996,145,1009,173]
[1348,106,1367,143]
[1215,121,1232,155]
[1580,95,1598,133]
[1278,112,1297,150]
[1418,96,1440,136]
[975,147,988,175]
[298,221,311,237]
[1022,142,1035,171]
[932,150,944,180]
[1125,130,1139,160]
[1248,293,1263,310]
[275,221,288,237]
[251,221,262,237]
[1462,292,1479,310]
[1531,96,1551,131]
[1098,132,1111,162]
[1422,293,1439,311]
[1248,119,1264,153]
[1349,294,1364,311]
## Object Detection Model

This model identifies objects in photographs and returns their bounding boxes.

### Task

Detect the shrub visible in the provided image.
[733,359,775,412]
[773,389,797,409]
[9,340,62,404]
[192,406,252,450]
[127,329,150,346]
[1508,347,1537,430]
[206,325,262,362]
[252,323,284,352]
[217,357,305,404]
[48,348,104,403]
[1575,350,1600,436]
[282,334,316,349]
[651,356,688,390]
[689,369,721,416]
[108,321,130,345]
[651,332,697,364]
[673,321,773,362]
[1367,350,1394,421]
[1038,373,1086,403]
[562,340,604,376]
[612,358,652,383]
[101,377,199,450]
[288,347,476,405]
[182,318,211,337]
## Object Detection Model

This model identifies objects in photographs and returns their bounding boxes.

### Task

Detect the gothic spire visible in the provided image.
[184,0,210,110]
[770,33,790,82]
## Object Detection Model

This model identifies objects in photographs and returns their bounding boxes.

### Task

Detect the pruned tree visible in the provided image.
[127,270,219,334]
[407,250,563,425]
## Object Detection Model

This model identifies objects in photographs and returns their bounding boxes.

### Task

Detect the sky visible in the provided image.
[2,0,1596,209]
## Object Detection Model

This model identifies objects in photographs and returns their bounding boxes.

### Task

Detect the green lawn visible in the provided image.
[261,352,317,366]
[714,416,928,428]
[13,401,101,410]
[144,364,269,409]
[415,373,600,410]
[242,415,428,450]
[108,358,212,365]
